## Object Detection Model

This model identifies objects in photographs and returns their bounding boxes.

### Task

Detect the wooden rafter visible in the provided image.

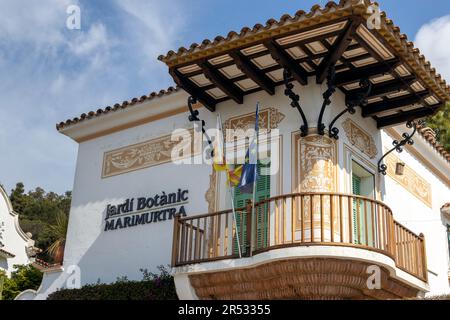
[169,68,217,112]
[377,104,441,128]
[264,39,308,85]
[229,51,275,95]
[199,60,244,104]
[316,19,361,83]
[335,60,399,86]
[363,92,430,118]
[347,76,416,100]
[281,29,344,50]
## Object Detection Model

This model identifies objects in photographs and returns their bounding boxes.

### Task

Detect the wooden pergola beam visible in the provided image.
[264,39,308,85]
[169,68,217,112]
[316,19,361,83]
[335,59,399,86]
[347,75,416,100]
[199,61,244,104]
[230,51,275,96]
[377,104,441,128]
[362,92,430,118]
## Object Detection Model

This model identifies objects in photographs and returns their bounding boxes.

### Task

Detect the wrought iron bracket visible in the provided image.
[283,68,308,137]
[318,66,336,135]
[187,96,214,157]
[377,120,425,175]
[329,78,372,139]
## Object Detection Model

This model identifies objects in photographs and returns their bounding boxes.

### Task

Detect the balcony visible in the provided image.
[172,192,429,300]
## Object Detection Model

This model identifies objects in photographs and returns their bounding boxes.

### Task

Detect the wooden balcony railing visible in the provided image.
[171,192,428,282]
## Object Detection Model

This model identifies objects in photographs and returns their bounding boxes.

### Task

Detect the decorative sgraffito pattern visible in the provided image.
[298,135,337,193]
[385,153,432,208]
[342,119,378,159]
[294,134,337,235]
[205,168,217,213]
[102,129,195,178]
[223,108,285,142]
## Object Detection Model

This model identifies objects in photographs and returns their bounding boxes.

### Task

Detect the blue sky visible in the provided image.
[0,0,449,194]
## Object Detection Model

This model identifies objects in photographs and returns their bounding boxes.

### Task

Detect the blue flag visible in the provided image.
[238,103,259,194]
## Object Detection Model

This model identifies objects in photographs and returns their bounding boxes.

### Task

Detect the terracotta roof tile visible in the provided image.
[418,126,450,163]
[56,86,180,131]
[158,0,450,101]
[32,258,62,271]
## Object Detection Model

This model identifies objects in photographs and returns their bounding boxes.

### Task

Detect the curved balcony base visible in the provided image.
[174,246,429,300]
[189,258,417,300]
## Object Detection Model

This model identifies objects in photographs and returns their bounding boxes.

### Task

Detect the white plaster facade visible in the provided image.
[0,185,35,276]
[21,78,450,300]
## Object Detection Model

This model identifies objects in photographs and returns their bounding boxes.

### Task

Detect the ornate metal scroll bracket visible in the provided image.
[329,78,372,140]
[377,120,425,175]
[283,68,308,137]
[318,66,336,135]
[188,96,214,157]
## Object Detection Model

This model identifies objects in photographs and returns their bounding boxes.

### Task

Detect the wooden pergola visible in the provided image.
[159,0,450,129]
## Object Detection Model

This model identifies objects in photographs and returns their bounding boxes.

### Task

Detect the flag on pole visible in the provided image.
[211,113,243,258]
[227,165,243,187]
[212,113,244,186]
[238,103,260,194]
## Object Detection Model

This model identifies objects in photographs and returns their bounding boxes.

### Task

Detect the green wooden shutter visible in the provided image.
[233,161,270,254]
[352,174,363,244]
[255,162,270,250]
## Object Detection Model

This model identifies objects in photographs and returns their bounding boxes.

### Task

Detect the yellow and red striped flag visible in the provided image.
[227,165,243,187]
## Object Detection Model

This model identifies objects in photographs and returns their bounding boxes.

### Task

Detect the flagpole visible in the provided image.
[228,186,242,258]
[216,112,242,259]
[250,102,259,254]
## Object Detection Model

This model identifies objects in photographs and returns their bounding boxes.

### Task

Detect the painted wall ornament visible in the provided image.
[223,107,285,141]
[342,119,378,159]
[102,129,195,178]
[385,153,432,207]
[294,134,338,237]
[205,167,217,213]
[298,135,337,193]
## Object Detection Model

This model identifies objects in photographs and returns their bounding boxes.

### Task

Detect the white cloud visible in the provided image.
[0,0,76,45]
[116,0,185,55]
[0,0,186,194]
[69,23,111,57]
[415,15,450,81]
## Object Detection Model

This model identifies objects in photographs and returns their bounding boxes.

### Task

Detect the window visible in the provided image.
[351,160,375,245]
[233,160,270,254]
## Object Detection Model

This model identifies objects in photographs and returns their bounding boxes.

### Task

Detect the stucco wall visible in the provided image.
[381,130,450,296]
[0,186,32,276]
[33,80,450,298]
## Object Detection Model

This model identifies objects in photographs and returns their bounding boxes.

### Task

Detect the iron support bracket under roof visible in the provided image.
[283,68,308,137]
[329,78,372,139]
[318,65,337,136]
[187,96,214,158]
[378,120,425,175]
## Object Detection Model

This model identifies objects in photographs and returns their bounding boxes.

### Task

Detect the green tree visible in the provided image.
[46,211,68,263]
[9,182,27,214]
[0,265,43,300]
[427,102,450,152]
[9,183,71,262]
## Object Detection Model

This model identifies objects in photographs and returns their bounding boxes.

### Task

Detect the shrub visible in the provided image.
[47,266,178,300]
[0,265,43,300]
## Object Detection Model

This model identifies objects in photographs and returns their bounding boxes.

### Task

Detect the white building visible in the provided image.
[0,185,37,276]
[23,0,450,300]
